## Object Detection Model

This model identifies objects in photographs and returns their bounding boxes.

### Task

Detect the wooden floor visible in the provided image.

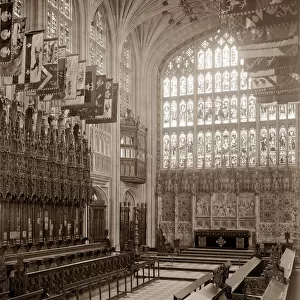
[286,268,300,300]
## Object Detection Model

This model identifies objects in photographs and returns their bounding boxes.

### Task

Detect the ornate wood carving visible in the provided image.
[0,98,93,249]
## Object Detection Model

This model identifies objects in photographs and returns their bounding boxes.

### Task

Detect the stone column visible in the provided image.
[174,193,178,244]
[255,194,260,244]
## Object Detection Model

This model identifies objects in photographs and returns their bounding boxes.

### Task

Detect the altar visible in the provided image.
[195,230,250,249]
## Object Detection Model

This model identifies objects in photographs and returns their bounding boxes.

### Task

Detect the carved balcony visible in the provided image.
[120,112,148,184]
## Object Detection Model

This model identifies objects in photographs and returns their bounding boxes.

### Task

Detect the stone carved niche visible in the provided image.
[196,193,210,216]
[161,194,175,222]
[238,193,255,217]
[178,194,192,222]
[212,193,236,217]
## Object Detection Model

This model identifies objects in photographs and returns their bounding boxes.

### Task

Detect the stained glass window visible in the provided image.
[163,101,170,128]
[120,38,132,115]
[180,76,186,95]
[179,100,186,127]
[90,6,106,75]
[187,99,194,126]
[260,126,268,165]
[187,131,194,168]
[197,98,204,125]
[47,0,72,51]
[161,32,297,169]
[197,74,204,94]
[279,125,287,165]
[179,132,186,168]
[171,100,177,127]
[187,75,194,95]
[163,133,170,168]
[215,72,222,92]
[197,131,204,168]
[249,127,256,165]
[170,132,178,168]
[171,76,178,97]
[164,78,171,97]
[205,72,212,93]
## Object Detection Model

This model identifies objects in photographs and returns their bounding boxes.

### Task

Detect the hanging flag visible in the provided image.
[24,30,44,84]
[236,22,298,46]
[68,74,106,116]
[245,56,298,73]
[220,0,296,17]
[85,82,119,124]
[0,17,27,78]
[75,60,86,105]
[57,45,67,95]
[28,38,60,95]
[61,54,79,106]
[0,1,13,64]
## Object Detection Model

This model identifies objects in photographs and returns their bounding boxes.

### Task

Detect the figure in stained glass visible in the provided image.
[215,72,222,92]
[179,100,186,127]
[187,75,194,94]
[249,96,256,121]
[205,72,212,93]
[197,73,204,94]
[163,101,170,127]
[170,101,177,127]
[187,100,193,126]
[215,47,222,68]
[231,70,238,91]
[198,49,204,69]
[231,95,237,122]
[223,44,230,67]
[240,94,247,121]
[222,96,229,123]
[197,99,204,124]
[171,76,177,97]
[240,69,247,90]
[222,71,230,91]
[205,48,212,69]
[180,76,186,95]
[231,46,238,66]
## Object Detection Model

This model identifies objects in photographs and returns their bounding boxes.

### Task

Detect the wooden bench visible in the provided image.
[261,248,295,300]
[174,273,213,300]
[225,256,261,292]
[184,283,224,300]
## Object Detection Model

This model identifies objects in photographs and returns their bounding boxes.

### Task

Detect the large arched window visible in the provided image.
[47,0,72,51]
[119,38,132,115]
[90,6,106,75]
[161,32,297,169]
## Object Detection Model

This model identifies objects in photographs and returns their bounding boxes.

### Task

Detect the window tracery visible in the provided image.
[161,32,297,169]
[47,0,72,51]
[90,6,106,75]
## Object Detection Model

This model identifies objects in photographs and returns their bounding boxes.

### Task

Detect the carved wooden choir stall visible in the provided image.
[0,97,135,299]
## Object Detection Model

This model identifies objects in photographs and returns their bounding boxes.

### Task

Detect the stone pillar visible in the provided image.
[174,194,178,243]
[255,194,260,244]
[191,194,196,246]
[133,206,139,256]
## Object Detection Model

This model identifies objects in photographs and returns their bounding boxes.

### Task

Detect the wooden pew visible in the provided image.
[183,283,224,300]
[174,272,213,300]
[225,256,261,292]
[261,248,295,300]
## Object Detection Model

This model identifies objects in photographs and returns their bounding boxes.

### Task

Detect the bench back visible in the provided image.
[174,272,213,300]
[225,256,261,291]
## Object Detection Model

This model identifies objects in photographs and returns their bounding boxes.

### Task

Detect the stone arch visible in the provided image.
[92,186,107,206]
